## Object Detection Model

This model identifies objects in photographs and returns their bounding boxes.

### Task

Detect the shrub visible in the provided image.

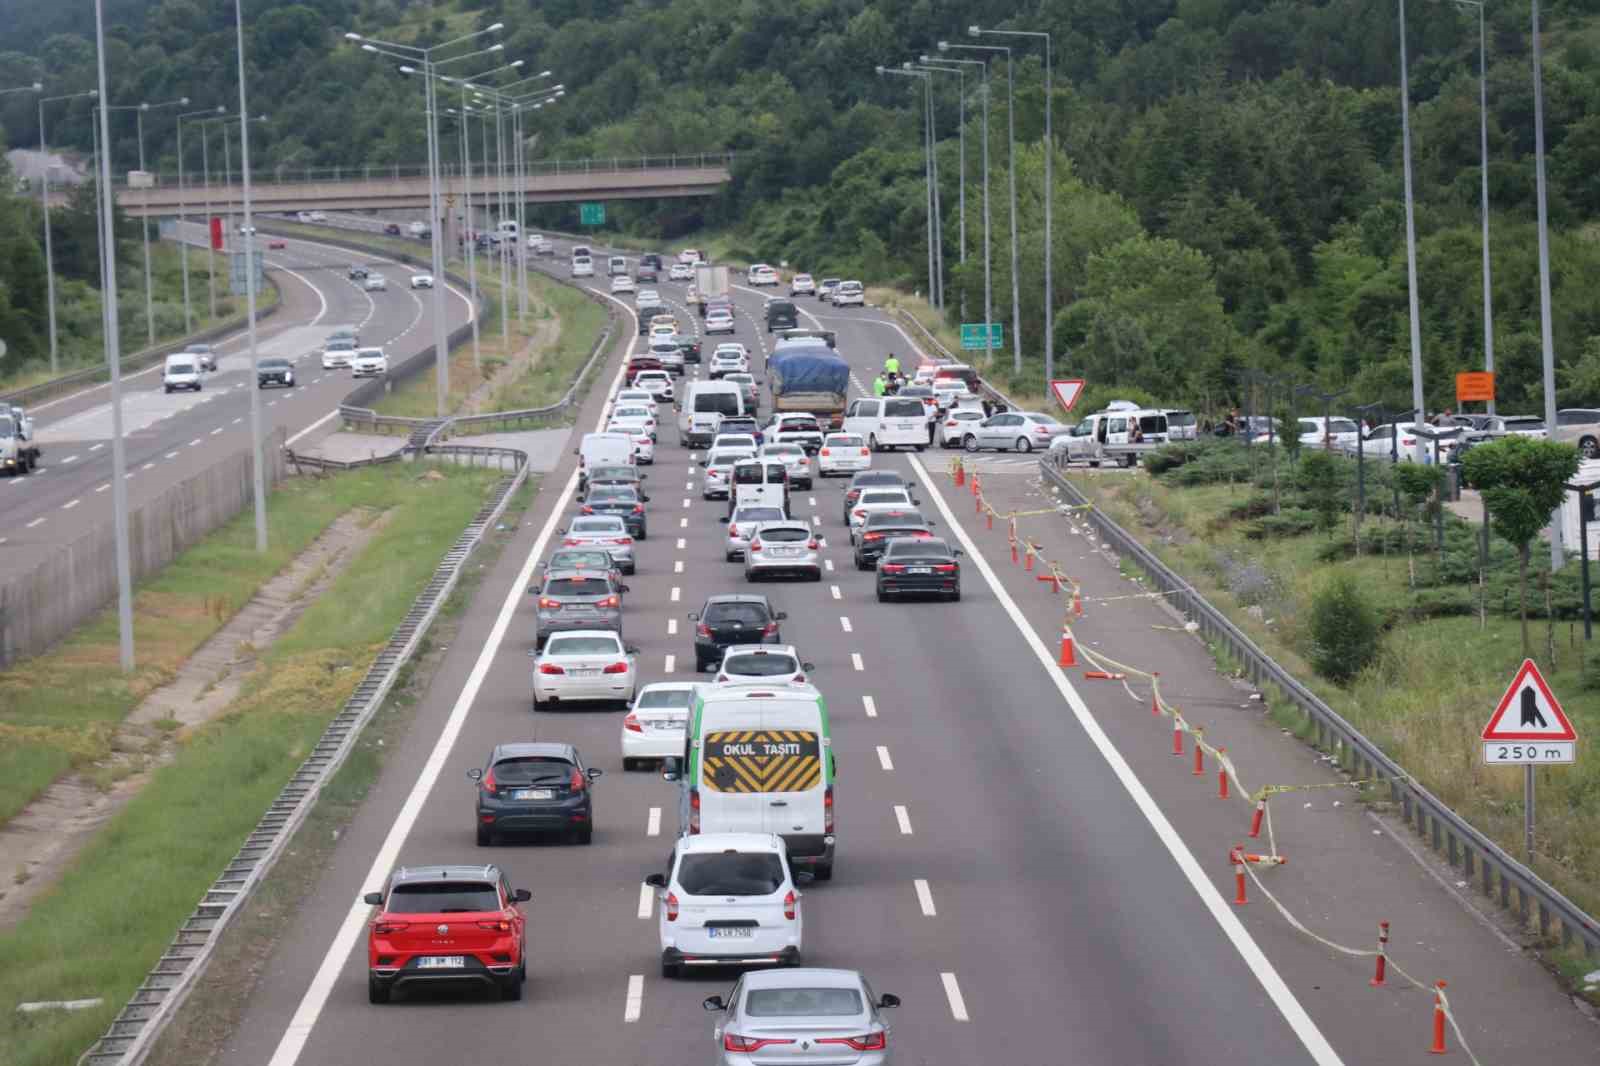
[1248,507,1321,539]
[1307,573,1381,685]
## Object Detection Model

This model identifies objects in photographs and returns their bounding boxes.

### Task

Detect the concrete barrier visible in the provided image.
[0,429,287,667]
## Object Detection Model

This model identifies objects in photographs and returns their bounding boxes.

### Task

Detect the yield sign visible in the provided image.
[1050,379,1086,413]
[1481,659,1577,742]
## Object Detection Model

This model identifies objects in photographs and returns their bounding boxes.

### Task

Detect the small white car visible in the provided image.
[759,443,812,490]
[351,347,389,378]
[678,248,703,265]
[613,389,659,418]
[710,433,759,454]
[830,280,864,307]
[939,407,987,448]
[363,274,387,292]
[321,341,356,370]
[632,371,675,403]
[705,308,737,335]
[817,432,871,476]
[709,350,749,378]
[609,424,656,465]
[713,342,749,362]
[409,273,434,289]
[714,644,813,686]
[747,264,779,287]
[572,258,595,277]
[559,514,635,573]
[621,682,703,770]
[668,263,693,281]
[744,522,822,582]
[611,275,637,294]
[701,448,757,500]
[645,832,804,977]
[636,288,661,304]
[162,354,202,394]
[1296,416,1361,451]
[789,273,816,296]
[610,405,659,441]
[932,379,976,410]
[531,630,638,710]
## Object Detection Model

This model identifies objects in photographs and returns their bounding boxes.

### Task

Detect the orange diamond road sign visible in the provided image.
[1050,380,1085,413]
[1456,371,1495,404]
[1481,659,1577,764]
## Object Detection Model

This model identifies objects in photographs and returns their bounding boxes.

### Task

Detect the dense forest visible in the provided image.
[3,0,1600,411]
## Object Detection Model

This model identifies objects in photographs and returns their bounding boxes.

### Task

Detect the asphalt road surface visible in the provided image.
[199,242,1596,1066]
[0,226,474,578]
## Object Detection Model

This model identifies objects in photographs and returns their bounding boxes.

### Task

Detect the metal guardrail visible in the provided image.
[1037,458,1600,959]
[0,275,285,409]
[115,153,738,190]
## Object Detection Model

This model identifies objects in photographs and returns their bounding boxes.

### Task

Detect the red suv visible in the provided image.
[364,864,530,1003]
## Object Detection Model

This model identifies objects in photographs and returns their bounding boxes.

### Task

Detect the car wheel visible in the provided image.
[810,568,823,582]
[964,434,980,453]
[575,825,593,846]
[625,563,636,575]
[812,862,834,882]
[500,971,524,1001]
[368,975,391,1004]
[623,757,638,771]
[164,386,172,394]
[855,555,870,571]
[868,434,880,452]
[1015,436,1033,453]
[637,527,648,541]
[532,693,547,712]
[477,824,493,846]
[876,587,890,603]
[949,588,962,602]
[1582,436,1599,460]
[915,443,927,452]
[661,959,681,980]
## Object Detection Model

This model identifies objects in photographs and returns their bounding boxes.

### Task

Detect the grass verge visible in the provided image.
[0,463,499,1066]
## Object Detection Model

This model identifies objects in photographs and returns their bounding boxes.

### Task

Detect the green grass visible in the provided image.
[1071,465,1600,923]
[0,462,498,1066]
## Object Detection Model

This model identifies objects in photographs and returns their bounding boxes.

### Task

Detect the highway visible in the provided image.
[0,226,474,577]
[188,242,1597,1065]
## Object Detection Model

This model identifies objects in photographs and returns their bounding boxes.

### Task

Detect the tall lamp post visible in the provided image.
[1453,0,1496,416]
[1530,0,1565,569]
[916,60,968,320]
[103,96,189,349]
[903,62,943,310]
[446,100,482,375]
[877,65,937,310]
[38,88,98,375]
[941,40,1021,375]
[972,24,1052,383]
[176,105,224,334]
[1396,0,1428,464]
[928,53,991,366]
[348,23,506,419]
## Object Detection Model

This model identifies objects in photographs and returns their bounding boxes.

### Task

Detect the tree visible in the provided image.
[1461,437,1581,657]
[1308,572,1380,685]
[1392,463,1444,588]
[1296,450,1346,535]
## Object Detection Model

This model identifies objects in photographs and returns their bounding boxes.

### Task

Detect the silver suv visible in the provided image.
[534,568,627,646]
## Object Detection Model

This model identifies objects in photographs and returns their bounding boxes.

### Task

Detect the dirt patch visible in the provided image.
[0,509,389,929]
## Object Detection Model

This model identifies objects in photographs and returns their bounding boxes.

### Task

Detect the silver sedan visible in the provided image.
[962,411,1070,453]
[724,505,787,562]
[744,521,822,581]
[558,514,636,574]
[703,968,899,1065]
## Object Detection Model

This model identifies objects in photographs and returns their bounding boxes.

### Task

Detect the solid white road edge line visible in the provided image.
[940,972,969,1022]
[264,278,637,1066]
[904,453,1343,1065]
[914,879,937,917]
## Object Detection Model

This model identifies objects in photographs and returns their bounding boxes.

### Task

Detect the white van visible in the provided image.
[608,255,628,277]
[844,396,930,452]
[576,431,635,488]
[667,683,836,880]
[731,458,789,513]
[1062,409,1169,465]
[680,380,745,448]
[406,221,426,237]
[162,353,202,394]
[497,219,519,239]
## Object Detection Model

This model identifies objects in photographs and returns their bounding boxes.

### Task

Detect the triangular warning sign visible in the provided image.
[1050,379,1086,413]
[1481,659,1578,741]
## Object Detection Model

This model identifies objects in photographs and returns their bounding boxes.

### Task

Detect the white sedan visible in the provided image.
[532,630,638,710]
[611,275,637,294]
[610,424,656,464]
[759,443,812,489]
[830,280,864,307]
[668,263,693,281]
[632,371,675,403]
[939,408,987,448]
[363,274,388,292]
[713,644,813,686]
[789,273,816,296]
[351,348,388,377]
[613,389,659,418]
[818,432,871,476]
[705,308,737,335]
[709,351,749,378]
[409,273,434,289]
[610,406,659,440]
[637,288,661,304]
[621,682,703,770]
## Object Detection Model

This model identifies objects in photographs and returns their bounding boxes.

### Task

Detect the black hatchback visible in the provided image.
[688,594,785,672]
[877,536,963,602]
[854,509,936,570]
[257,357,295,389]
[468,742,602,845]
[581,484,649,539]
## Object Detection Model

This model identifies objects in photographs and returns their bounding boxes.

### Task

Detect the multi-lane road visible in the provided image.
[186,243,1596,1065]
[0,226,473,577]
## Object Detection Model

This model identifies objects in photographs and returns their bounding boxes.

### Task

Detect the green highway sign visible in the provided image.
[960,322,1003,350]
[579,202,606,226]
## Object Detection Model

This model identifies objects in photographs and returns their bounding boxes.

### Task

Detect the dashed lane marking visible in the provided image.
[876,745,893,771]
[89,443,103,452]
[824,559,834,572]
[189,438,202,447]
[636,884,653,920]
[851,652,864,671]
[941,973,969,1022]
[676,538,686,549]
[831,585,841,600]
[210,427,223,435]
[674,560,684,574]
[862,695,877,718]
[664,654,676,674]
[894,805,913,835]
[679,517,688,528]
[670,587,680,602]
[915,879,937,916]
[647,807,661,837]
[165,451,179,460]
[840,616,852,633]
[624,975,644,1023]
[141,463,155,471]
[61,454,78,464]
[62,499,80,511]
[95,483,108,493]
[667,618,678,636]
[25,517,45,529]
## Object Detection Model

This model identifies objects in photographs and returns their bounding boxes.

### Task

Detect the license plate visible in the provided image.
[706,927,754,939]
[513,789,554,800]
[908,566,932,574]
[418,956,465,969]
[650,720,681,731]
[774,548,801,557]
[570,668,600,677]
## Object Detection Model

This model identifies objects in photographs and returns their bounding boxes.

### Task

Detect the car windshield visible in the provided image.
[571,517,625,532]
[0,416,14,437]
[615,407,652,419]
[866,513,924,530]
[1166,411,1196,427]
[759,527,810,543]
[884,399,924,418]
[710,451,753,466]
[261,359,290,370]
[638,688,693,710]
[853,474,903,488]
[745,987,865,1018]
[765,446,805,458]
[545,636,623,655]
[703,602,770,625]
[885,541,951,561]
[828,436,863,447]
[493,755,575,784]
[386,881,500,914]
[169,362,195,374]
[327,339,355,350]
[724,652,799,676]
[676,852,785,896]
[735,508,785,524]
[549,551,611,569]
[588,487,636,502]
[544,577,610,596]
[782,419,820,431]
[861,491,909,505]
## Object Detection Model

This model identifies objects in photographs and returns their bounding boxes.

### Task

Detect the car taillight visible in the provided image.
[864,532,884,541]
[819,1033,887,1051]
[632,504,644,514]
[570,767,586,792]
[539,663,565,675]
[476,919,512,932]
[623,713,643,733]
[696,623,712,638]
[882,563,906,574]
[860,447,870,456]
[915,531,933,538]
[820,448,830,456]
[580,505,594,514]
[793,674,805,684]
[602,661,629,674]
[689,790,700,833]
[538,597,559,609]
[807,540,818,550]
[482,769,498,794]
[934,563,958,572]
[664,891,679,921]
[824,785,834,833]
[853,509,866,519]
[724,1034,794,1053]
[562,538,581,546]
[784,890,797,920]
[946,420,958,427]
[716,673,729,683]
[749,540,762,552]
[730,526,740,538]
[373,921,409,935]
[762,621,779,635]
[613,536,634,545]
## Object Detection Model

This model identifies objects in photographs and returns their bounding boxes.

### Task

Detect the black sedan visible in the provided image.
[676,337,702,364]
[854,510,936,570]
[688,594,785,672]
[580,484,649,539]
[468,743,601,845]
[257,357,296,389]
[876,536,963,602]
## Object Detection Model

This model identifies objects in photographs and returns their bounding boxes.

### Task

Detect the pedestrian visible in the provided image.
[872,374,887,397]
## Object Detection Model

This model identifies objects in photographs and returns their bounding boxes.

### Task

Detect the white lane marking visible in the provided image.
[647,807,661,837]
[25,517,45,529]
[840,616,852,633]
[95,483,109,493]
[210,427,223,435]
[262,283,638,1066]
[824,558,834,572]
[624,974,645,1023]
[679,517,688,528]
[673,560,684,574]
[894,805,913,835]
[285,409,338,448]
[667,618,678,636]
[830,585,841,600]
[941,972,969,1022]
[165,451,179,460]
[685,480,693,490]
[876,745,893,771]
[61,499,80,511]
[664,654,676,674]
[268,399,278,407]
[676,538,686,549]
[808,496,816,506]
[850,652,863,671]
[124,471,135,480]
[810,515,820,526]
[0,537,5,545]
[232,417,243,425]
[862,695,877,718]
[914,879,937,916]
[688,461,697,470]
[682,498,691,509]
[904,454,1343,1063]
[636,883,653,920]
[141,462,155,471]
[188,438,202,447]
[670,587,680,602]
[89,443,103,451]
[61,454,79,464]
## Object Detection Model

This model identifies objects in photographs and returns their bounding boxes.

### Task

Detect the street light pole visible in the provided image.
[1531,0,1565,570]
[877,66,936,309]
[232,0,267,553]
[134,97,189,348]
[454,99,481,374]
[1397,0,1428,464]
[1456,0,1496,416]
[935,52,991,366]
[177,106,224,335]
[918,61,967,319]
[38,88,97,375]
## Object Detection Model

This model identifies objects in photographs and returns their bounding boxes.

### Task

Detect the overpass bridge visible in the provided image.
[114,154,733,218]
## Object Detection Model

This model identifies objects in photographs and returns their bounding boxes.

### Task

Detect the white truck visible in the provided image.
[694,264,730,316]
[0,405,41,476]
[1054,404,1170,468]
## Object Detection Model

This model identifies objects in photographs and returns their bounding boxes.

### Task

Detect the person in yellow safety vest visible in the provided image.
[872,374,888,397]
[883,353,901,377]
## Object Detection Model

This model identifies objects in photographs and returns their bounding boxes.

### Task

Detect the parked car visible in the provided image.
[961,411,1069,453]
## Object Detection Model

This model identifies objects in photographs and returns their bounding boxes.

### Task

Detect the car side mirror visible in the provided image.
[641,495,651,502]
[362,891,383,906]
[644,873,668,888]
[801,662,816,673]
[878,993,901,1009]
[699,460,707,467]
[466,767,483,781]
[926,519,936,526]
[586,768,604,781]
[557,528,566,535]
[912,497,922,505]
[686,612,699,621]
[619,584,631,594]
[775,611,788,620]
[703,996,727,1012]
[512,888,532,902]
[795,871,816,885]
[953,548,965,556]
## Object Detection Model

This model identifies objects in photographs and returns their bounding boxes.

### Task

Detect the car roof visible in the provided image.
[704,593,772,606]
[639,680,702,694]
[864,510,928,525]
[391,863,502,885]
[741,968,865,991]
[754,520,811,532]
[724,643,799,656]
[851,470,904,483]
[545,628,625,641]
[545,567,615,582]
[678,832,785,855]
[885,536,952,553]
[492,742,575,761]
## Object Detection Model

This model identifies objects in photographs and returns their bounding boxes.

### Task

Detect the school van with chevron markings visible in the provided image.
[665,683,836,880]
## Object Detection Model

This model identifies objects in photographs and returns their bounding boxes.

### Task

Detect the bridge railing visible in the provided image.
[112,152,737,190]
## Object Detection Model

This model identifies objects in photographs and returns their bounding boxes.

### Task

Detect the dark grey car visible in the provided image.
[581,484,650,539]
[535,568,627,646]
